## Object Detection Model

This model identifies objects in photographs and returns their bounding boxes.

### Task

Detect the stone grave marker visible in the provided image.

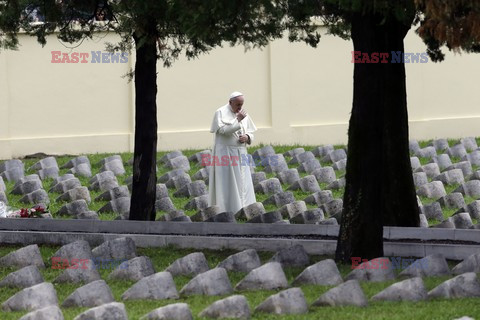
[20,189,50,204]
[56,187,91,203]
[417,181,446,199]
[438,193,466,210]
[255,178,283,194]
[447,161,473,177]
[68,163,92,178]
[155,197,176,212]
[262,154,289,173]
[50,178,82,193]
[173,180,207,198]
[312,145,335,157]
[322,149,347,163]
[157,210,191,222]
[332,159,347,171]
[276,168,300,185]
[189,150,211,163]
[165,173,192,190]
[217,249,261,273]
[95,186,130,202]
[263,191,295,207]
[413,172,428,188]
[158,169,185,183]
[205,212,236,223]
[164,156,190,172]
[289,208,324,224]
[326,177,346,190]
[433,169,464,185]
[304,190,333,206]
[199,295,250,319]
[37,167,60,180]
[180,268,233,296]
[11,179,43,195]
[288,175,320,193]
[235,202,265,220]
[430,138,449,152]
[283,147,305,158]
[415,163,440,179]
[278,201,307,219]
[100,159,126,176]
[455,180,480,198]
[95,155,122,167]
[298,158,322,174]
[289,151,315,165]
[29,157,58,171]
[410,157,421,170]
[415,146,437,159]
[430,154,453,171]
[251,172,267,185]
[184,194,209,211]
[252,145,275,161]
[99,197,130,216]
[448,144,468,158]
[74,302,128,320]
[1,167,25,182]
[57,199,89,216]
[255,288,308,315]
[461,137,478,151]
[0,159,24,173]
[191,206,221,222]
[159,151,183,164]
[61,156,90,169]
[140,303,192,320]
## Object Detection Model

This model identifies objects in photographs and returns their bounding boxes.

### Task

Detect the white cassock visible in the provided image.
[208,103,257,214]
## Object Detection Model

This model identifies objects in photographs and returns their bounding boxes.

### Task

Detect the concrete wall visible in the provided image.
[0,28,479,159]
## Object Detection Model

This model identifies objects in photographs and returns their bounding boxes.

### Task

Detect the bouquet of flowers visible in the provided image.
[0,203,50,218]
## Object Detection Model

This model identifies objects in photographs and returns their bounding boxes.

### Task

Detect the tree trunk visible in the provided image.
[129,31,158,221]
[335,12,419,263]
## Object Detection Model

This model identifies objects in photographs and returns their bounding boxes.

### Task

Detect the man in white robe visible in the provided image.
[207,92,257,214]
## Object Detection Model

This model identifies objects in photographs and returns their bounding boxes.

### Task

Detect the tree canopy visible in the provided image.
[415,0,480,61]
[0,0,320,64]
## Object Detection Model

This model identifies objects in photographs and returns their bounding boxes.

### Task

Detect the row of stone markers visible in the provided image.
[179,141,479,227]
[410,138,480,229]
[52,156,130,219]
[0,154,132,219]
[181,138,480,227]
[149,146,346,224]
[1,238,480,319]
[1,137,480,226]
[0,154,126,183]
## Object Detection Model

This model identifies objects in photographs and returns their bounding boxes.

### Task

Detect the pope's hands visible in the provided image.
[236,109,247,121]
[239,134,249,143]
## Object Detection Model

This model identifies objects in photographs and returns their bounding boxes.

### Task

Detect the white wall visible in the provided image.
[0,27,479,159]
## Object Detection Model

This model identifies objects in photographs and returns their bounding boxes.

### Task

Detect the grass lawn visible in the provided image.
[0,245,479,320]
[1,140,480,318]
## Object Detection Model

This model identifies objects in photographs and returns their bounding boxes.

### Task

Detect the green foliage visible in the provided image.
[0,0,321,67]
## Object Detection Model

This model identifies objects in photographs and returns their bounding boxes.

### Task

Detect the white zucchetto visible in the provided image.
[229,91,243,100]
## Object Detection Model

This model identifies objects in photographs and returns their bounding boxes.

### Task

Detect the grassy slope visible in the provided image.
[0,245,478,320]
[1,140,480,318]
[3,140,478,225]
